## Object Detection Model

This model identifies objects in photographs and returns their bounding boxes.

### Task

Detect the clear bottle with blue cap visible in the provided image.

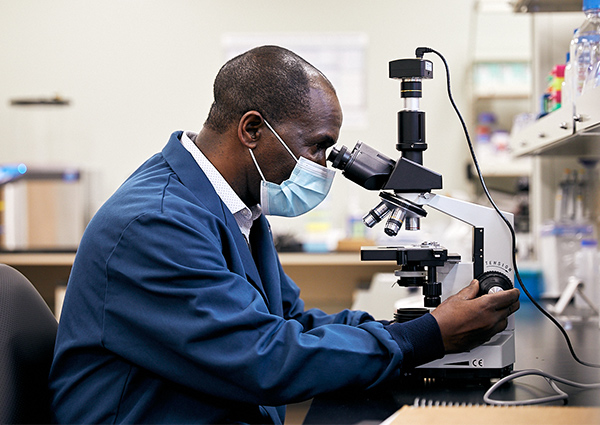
[570,0,600,99]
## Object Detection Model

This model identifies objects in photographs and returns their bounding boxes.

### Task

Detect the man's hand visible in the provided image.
[430,279,520,353]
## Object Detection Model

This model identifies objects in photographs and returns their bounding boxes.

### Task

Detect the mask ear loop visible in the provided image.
[263,119,299,163]
[248,148,267,181]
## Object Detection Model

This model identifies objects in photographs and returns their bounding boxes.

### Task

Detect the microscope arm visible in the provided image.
[400,192,515,287]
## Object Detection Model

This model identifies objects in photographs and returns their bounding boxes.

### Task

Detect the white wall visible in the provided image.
[0,0,527,242]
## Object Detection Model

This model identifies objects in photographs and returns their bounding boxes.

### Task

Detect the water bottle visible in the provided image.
[583,57,600,91]
[562,52,573,108]
[570,0,600,100]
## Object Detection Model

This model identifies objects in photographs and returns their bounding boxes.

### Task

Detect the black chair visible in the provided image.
[0,264,58,424]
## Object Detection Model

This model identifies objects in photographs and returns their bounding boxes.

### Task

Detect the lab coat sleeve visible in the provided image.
[279,270,376,329]
[100,210,443,406]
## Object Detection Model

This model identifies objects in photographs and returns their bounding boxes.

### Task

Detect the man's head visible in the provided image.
[204,45,335,132]
[199,45,343,208]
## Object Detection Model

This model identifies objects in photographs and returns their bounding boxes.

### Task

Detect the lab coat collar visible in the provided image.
[162,131,225,220]
[161,131,268,304]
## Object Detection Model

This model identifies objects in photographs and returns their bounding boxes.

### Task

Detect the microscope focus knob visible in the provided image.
[477,271,513,296]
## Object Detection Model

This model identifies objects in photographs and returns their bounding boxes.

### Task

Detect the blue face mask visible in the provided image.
[249,120,336,217]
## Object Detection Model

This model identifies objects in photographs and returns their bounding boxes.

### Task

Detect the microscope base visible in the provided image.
[406,365,513,381]
[408,330,515,380]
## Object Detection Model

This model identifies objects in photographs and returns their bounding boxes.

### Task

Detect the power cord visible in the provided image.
[483,368,600,406]
[415,46,600,404]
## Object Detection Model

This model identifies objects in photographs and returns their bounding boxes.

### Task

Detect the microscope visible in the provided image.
[328,50,516,379]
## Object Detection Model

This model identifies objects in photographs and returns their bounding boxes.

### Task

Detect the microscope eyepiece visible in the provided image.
[327,145,351,170]
[327,142,396,191]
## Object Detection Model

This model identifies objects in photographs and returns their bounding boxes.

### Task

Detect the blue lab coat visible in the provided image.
[49,131,444,424]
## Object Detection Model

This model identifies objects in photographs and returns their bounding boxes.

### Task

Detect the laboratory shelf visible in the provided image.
[513,0,583,13]
[512,86,600,158]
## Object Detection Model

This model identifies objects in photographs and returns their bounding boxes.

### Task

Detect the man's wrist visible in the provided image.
[384,313,445,370]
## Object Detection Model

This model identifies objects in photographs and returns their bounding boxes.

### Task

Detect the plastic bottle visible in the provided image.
[550,64,565,111]
[562,52,573,109]
[583,57,600,91]
[574,238,599,309]
[569,0,600,100]
[543,65,565,112]
[346,196,366,240]
[541,222,591,298]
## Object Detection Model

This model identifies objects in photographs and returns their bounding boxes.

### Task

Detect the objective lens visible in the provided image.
[405,216,420,231]
[384,208,406,236]
[362,201,391,228]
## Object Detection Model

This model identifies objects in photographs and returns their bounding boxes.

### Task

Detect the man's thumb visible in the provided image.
[460,279,480,300]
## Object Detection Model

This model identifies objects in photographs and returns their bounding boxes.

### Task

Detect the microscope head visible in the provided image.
[327,51,442,237]
[328,140,438,235]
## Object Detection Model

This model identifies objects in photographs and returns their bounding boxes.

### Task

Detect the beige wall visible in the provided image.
[0,0,531,242]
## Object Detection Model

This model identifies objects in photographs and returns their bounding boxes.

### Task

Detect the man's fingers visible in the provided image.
[457,279,480,300]
[485,288,520,311]
[491,317,510,335]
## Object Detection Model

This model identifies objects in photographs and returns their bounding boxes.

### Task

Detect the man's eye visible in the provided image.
[317,141,334,151]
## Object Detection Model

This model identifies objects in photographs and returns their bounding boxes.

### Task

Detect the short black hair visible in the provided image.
[204,45,333,133]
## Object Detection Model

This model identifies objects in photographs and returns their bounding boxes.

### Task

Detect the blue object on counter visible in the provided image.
[0,164,27,184]
[516,269,543,302]
[0,164,80,185]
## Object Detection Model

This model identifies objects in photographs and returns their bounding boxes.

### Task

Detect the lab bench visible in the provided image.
[0,251,398,315]
[303,302,600,424]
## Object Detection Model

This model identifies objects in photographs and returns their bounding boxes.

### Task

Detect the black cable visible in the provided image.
[416,46,600,369]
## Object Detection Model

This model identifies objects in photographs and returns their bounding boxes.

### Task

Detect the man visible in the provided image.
[49,45,520,424]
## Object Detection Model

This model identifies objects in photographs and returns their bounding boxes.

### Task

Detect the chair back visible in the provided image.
[0,264,58,424]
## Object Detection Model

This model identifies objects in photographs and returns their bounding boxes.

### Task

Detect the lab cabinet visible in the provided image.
[508,9,600,268]
[469,7,533,177]
[471,60,533,176]
[0,168,85,251]
[467,5,533,238]
[470,92,533,177]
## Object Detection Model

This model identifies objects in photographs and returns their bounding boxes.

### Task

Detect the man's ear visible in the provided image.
[238,111,265,149]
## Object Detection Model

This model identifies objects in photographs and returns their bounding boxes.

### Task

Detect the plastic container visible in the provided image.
[548,64,565,111]
[475,112,496,161]
[539,222,594,298]
[569,0,600,99]
[574,238,600,309]
[346,196,366,239]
